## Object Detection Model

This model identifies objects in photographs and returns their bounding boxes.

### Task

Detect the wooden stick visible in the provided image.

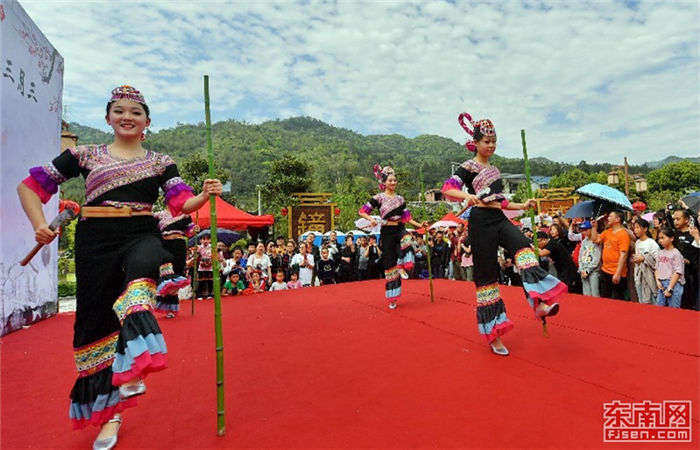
[420,166,434,303]
[204,75,226,436]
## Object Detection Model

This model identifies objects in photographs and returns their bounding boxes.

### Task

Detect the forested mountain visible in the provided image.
[62,116,694,207]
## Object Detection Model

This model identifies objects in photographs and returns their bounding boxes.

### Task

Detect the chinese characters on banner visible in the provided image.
[289,205,333,241]
[1,0,64,336]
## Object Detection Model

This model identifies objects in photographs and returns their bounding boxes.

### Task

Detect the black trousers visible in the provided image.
[599,271,627,300]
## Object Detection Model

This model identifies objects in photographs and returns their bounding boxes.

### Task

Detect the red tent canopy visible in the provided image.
[438,211,469,225]
[190,196,274,230]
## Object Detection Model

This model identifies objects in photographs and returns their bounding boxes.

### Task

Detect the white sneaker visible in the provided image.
[399,269,409,279]
[389,302,397,309]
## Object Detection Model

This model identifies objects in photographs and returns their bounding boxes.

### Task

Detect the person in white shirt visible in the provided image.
[291,242,315,287]
[247,242,272,281]
[632,218,659,304]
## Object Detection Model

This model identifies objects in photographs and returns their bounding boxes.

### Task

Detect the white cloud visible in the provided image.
[19,0,699,164]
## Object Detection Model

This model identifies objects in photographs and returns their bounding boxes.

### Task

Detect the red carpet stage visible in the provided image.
[2,280,698,448]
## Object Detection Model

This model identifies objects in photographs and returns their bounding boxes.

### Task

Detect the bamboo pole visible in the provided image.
[420,166,434,303]
[520,129,539,258]
[521,129,548,336]
[204,75,226,436]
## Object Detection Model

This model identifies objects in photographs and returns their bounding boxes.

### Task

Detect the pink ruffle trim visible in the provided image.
[112,351,168,386]
[167,190,195,217]
[22,176,52,204]
[484,320,514,343]
[157,277,190,296]
[71,397,137,430]
[527,281,568,307]
[358,204,373,215]
[398,262,415,271]
[441,178,463,202]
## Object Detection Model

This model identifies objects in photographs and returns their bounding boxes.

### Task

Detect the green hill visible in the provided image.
[61,116,695,206]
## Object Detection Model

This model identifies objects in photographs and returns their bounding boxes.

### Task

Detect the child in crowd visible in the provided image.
[655,228,684,308]
[287,271,302,289]
[269,270,289,291]
[317,247,337,285]
[577,221,602,297]
[243,269,267,295]
[632,218,659,304]
[222,271,245,296]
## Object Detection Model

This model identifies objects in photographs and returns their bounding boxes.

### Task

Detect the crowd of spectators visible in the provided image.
[183,206,698,310]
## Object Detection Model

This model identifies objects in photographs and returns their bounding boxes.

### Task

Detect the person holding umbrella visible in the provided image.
[442,111,566,356]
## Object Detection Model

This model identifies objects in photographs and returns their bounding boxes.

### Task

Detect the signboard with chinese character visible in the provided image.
[289,205,333,241]
[536,198,577,216]
[1,0,64,335]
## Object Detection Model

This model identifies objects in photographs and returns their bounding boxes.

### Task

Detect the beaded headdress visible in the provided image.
[458,112,496,152]
[110,85,147,105]
[373,164,395,190]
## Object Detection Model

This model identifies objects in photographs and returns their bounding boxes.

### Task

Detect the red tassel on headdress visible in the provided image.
[458,111,496,153]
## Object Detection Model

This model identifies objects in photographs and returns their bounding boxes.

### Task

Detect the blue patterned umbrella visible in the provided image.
[575,183,632,211]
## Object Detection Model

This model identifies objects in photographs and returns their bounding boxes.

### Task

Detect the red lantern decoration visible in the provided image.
[334,207,341,216]
[281,207,288,217]
[632,201,647,212]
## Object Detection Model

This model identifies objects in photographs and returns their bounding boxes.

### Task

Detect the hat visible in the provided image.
[536,231,549,239]
[110,85,147,105]
[373,164,395,190]
[579,220,593,230]
[458,112,496,152]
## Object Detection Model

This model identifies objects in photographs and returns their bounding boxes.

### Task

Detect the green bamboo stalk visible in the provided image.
[420,166,434,303]
[520,129,539,258]
[204,75,226,436]
[522,129,549,336]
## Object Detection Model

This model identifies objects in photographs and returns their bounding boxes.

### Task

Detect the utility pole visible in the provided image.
[623,157,630,197]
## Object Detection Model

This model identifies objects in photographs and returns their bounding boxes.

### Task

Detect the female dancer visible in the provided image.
[442,112,567,356]
[359,165,427,309]
[154,209,197,318]
[17,85,222,449]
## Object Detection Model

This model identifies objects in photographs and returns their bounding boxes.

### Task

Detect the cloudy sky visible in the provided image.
[19,0,699,164]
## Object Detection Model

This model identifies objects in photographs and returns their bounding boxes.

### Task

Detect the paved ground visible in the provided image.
[58,297,76,313]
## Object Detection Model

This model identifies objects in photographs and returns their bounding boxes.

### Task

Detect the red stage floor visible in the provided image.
[2,280,699,449]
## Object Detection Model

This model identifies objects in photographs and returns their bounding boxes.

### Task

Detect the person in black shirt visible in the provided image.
[430,230,449,279]
[537,231,578,292]
[338,236,357,282]
[317,247,337,285]
[673,209,699,310]
[366,235,382,279]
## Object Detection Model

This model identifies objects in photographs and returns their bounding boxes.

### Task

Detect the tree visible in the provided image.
[260,154,313,208]
[331,176,374,231]
[646,161,700,193]
[548,168,590,189]
[179,152,230,192]
[512,182,542,203]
